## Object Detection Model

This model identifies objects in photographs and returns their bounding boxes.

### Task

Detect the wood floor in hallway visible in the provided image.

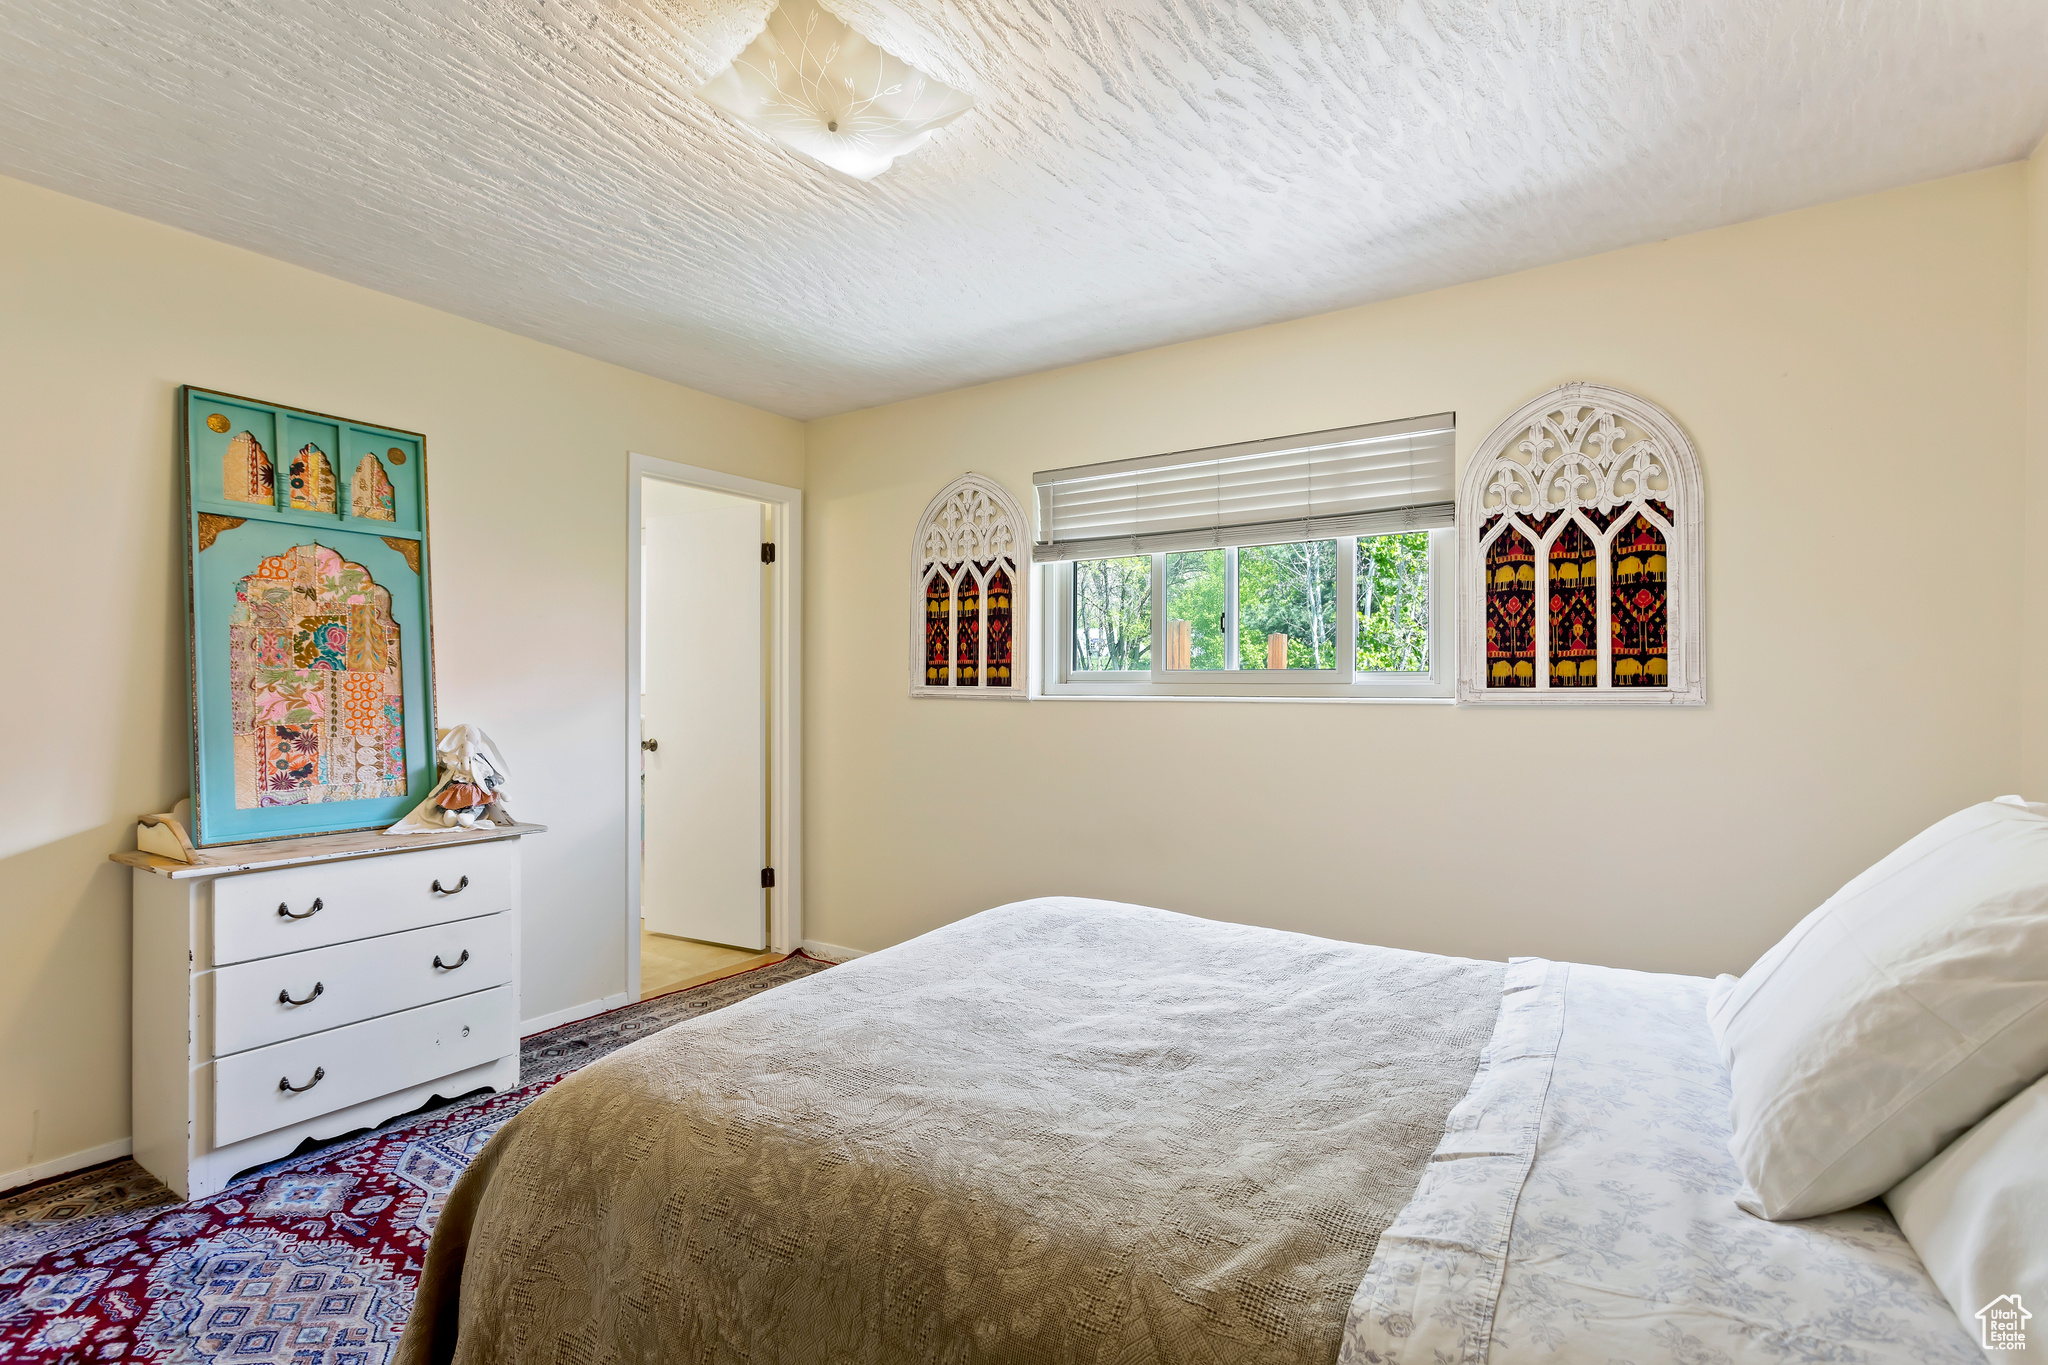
[640,928,782,1000]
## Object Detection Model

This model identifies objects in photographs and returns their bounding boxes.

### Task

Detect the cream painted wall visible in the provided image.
[0,174,803,1181]
[2025,137,2048,795]
[4,154,2039,1186]
[804,166,2028,978]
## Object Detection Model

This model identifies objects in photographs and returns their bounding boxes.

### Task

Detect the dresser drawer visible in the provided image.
[212,911,514,1056]
[213,984,516,1146]
[211,842,513,965]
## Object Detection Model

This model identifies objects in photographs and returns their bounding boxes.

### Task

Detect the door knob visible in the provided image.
[641,738,659,752]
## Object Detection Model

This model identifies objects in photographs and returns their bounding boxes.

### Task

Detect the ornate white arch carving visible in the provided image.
[910,473,1031,699]
[1456,382,1704,705]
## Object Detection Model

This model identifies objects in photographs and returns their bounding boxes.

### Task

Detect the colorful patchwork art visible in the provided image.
[222,432,275,506]
[228,545,404,809]
[351,456,396,522]
[289,445,336,513]
[294,618,349,671]
[186,389,438,840]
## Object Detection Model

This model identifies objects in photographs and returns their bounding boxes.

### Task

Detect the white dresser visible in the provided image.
[120,823,541,1199]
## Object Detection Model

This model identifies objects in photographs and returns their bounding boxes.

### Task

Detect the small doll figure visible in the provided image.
[391,725,514,833]
[434,779,496,828]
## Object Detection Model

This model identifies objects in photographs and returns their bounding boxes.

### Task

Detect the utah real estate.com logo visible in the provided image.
[1980,1295,2031,1352]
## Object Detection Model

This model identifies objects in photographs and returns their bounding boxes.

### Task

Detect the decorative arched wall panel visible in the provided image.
[1457,382,1704,705]
[911,473,1030,699]
[183,384,434,843]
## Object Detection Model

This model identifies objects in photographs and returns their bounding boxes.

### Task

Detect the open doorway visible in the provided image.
[627,457,802,1001]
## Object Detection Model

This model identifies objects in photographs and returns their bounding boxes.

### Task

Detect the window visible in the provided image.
[911,473,1031,699]
[1455,382,1704,705]
[1357,531,1433,673]
[1071,554,1150,671]
[1035,414,1455,698]
[1049,531,1448,697]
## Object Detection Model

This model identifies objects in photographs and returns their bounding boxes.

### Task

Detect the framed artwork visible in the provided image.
[180,386,437,845]
[1454,382,1704,705]
[909,473,1030,698]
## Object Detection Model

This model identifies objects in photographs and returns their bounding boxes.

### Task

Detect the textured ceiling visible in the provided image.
[2,1,2044,419]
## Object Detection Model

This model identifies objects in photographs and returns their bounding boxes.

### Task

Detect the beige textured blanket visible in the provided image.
[398,898,1502,1365]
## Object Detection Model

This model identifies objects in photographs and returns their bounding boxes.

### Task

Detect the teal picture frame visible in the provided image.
[180,386,437,845]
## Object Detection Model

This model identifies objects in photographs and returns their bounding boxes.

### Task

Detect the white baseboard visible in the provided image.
[800,938,867,962]
[521,990,633,1037]
[0,1136,134,1195]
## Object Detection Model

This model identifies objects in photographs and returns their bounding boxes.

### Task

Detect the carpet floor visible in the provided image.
[0,952,832,1362]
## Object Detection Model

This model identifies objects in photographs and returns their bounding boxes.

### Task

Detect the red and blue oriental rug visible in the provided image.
[0,953,831,1362]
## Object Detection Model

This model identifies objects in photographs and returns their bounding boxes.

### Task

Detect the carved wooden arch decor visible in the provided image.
[1457,382,1704,705]
[911,473,1030,699]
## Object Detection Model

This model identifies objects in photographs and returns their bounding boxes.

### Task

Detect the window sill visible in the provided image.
[1031,689,1455,705]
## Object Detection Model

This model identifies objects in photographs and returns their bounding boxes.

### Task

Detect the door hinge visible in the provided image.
[761,867,776,889]
[761,542,776,564]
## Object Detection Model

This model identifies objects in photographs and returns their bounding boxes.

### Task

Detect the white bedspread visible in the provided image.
[1341,959,1978,1364]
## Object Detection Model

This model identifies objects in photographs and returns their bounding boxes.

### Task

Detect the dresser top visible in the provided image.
[112,822,547,879]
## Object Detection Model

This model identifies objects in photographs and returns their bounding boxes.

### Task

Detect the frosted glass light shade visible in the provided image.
[695,0,973,181]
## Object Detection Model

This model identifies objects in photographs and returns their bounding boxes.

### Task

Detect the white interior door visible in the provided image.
[642,494,766,950]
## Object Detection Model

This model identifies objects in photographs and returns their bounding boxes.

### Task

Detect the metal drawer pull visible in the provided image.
[432,876,469,895]
[278,1066,326,1094]
[277,982,325,1007]
[277,898,324,920]
[433,949,470,971]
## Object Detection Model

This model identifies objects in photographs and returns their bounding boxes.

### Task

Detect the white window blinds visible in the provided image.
[1032,412,1456,561]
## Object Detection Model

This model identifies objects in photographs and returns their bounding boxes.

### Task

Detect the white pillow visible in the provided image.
[1707,797,2048,1220]
[1886,1073,2048,1355]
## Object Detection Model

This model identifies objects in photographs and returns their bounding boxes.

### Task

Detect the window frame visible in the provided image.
[1039,529,1454,700]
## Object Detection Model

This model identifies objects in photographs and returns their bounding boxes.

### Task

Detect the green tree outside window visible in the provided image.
[1072,555,1150,670]
[1236,540,1339,669]
[1358,532,1430,672]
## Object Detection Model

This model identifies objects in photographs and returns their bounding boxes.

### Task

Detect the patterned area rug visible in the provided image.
[0,953,832,1361]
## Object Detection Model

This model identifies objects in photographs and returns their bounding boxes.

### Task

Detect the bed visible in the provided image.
[1343,958,1976,1364]
[398,897,1978,1365]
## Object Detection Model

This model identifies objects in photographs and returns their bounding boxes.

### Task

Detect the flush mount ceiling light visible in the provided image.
[694,0,972,180]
